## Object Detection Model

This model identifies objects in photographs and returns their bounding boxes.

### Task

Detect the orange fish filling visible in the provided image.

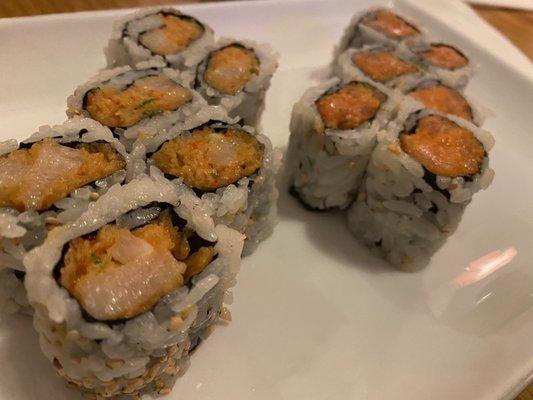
[0,139,125,212]
[139,14,204,56]
[409,85,473,121]
[315,82,387,130]
[204,45,260,95]
[85,75,192,128]
[59,211,215,321]
[400,115,484,178]
[362,9,418,40]
[151,126,264,191]
[420,44,468,70]
[353,51,417,82]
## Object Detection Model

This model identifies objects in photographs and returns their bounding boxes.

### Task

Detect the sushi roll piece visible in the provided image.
[194,38,278,127]
[337,8,424,56]
[334,45,422,90]
[67,64,207,148]
[287,78,397,210]
[413,43,474,88]
[106,8,215,69]
[0,117,129,313]
[404,79,483,124]
[145,112,281,255]
[347,109,495,268]
[24,171,245,398]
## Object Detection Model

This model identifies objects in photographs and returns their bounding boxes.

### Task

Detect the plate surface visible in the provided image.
[1,0,532,399]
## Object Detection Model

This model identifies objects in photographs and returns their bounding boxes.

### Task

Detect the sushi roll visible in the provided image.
[334,45,422,90]
[0,117,129,313]
[412,43,474,88]
[145,114,281,255]
[194,38,278,127]
[404,79,483,124]
[347,109,494,268]
[337,8,424,56]
[67,64,206,148]
[24,171,245,398]
[287,78,397,210]
[105,8,215,69]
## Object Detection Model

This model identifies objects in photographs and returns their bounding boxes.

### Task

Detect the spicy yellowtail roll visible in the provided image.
[0,117,129,313]
[24,171,244,398]
[106,8,215,69]
[334,45,422,90]
[194,38,278,127]
[287,78,397,210]
[67,64,206,148]
[404,79,483,125]
[347,108,494,269]
[412,43,474,88]
[145,115,281,255]
[337,8,424,56]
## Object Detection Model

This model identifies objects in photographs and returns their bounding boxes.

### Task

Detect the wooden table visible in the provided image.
[0,0,532,399]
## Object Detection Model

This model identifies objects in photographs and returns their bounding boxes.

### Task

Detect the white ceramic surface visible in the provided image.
[0,0,532,399]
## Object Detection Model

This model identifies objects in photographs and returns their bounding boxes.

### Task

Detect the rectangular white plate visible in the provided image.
[1,0,532,399]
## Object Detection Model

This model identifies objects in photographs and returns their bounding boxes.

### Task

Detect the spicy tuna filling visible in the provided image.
[139,14,204,56]
[151,126,264,192]
[315,82,387,130]
[362,9,418,40]
[0,138,125,212]
[420,44,468,70]
[204,45,260,95]
[58,211,215,321]
[400,115,484,178]
[85,75,192,128]
[409,85,473,121]
[352,51,417,82]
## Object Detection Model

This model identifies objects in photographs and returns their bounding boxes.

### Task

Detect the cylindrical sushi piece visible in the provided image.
[347,109,495,268]
[67,64,207,148]
[334,45,423,90]
[145,114,281,255]
[194,38,278,127]
[24,171,245,398]
[287,77,398,210]
[105,8,215,69]
[0,117,129,313]
[412,43,474,88]
[403,79,483,124]
[336,8,425,56]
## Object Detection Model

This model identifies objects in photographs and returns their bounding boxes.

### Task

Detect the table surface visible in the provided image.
[0,0,532,399]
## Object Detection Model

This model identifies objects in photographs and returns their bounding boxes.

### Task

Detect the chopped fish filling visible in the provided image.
[139,14,204,56]
[316,82,387,130]
[400,115,484,178]
[409,85,473,121]
[420,44,468,70]
[352,51,417,82]
[152,126,264,191]
[362,9,418,40]
[0,139,125,212]
[204,45,260,95]
[85,75,192,128]
[59,211,215,321]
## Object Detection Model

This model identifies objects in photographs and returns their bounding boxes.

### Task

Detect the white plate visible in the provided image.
[1,0,532,399]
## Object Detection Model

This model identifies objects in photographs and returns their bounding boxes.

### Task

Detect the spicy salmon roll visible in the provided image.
[106,8,215,69]
[24,172,244,398]
[334,45,422,89]
[67,64,206,148]
[0,117,129,313]
[145,116,281,255]
[287,78,397,210]
[194,38,278,127]
[405,79,481,124]
[414,43,473,88]
[347,109,494,268]
[337,8,424,56]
